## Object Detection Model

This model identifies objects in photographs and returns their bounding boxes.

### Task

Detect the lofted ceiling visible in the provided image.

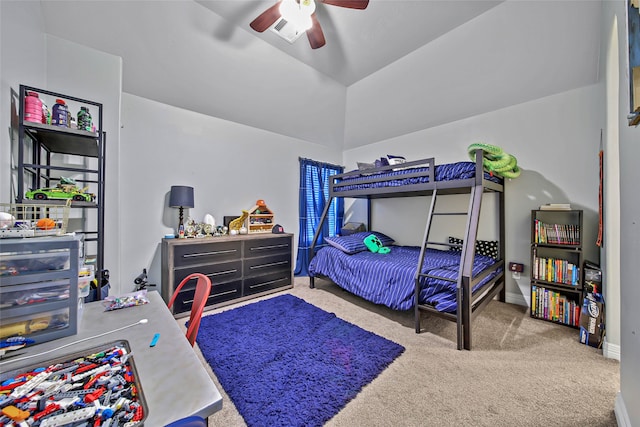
[195,0,504,86]
[38,0,603,150]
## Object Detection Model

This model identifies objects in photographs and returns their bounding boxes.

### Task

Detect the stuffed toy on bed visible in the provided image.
[363,234,391,254]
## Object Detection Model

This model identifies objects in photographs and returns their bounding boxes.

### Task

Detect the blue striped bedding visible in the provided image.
[334,161,500,193]
[308,245,501,313]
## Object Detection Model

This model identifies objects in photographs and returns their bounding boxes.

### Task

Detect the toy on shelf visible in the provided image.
[0,313,62,339]
[25,177,96,203]
[229,210,249,235]
[0,201,71,238]
[248,200,275,234]
[181,217,228,238]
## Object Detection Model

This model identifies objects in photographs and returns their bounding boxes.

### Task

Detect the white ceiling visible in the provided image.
[195,0,504,86]
[38,0,603,150]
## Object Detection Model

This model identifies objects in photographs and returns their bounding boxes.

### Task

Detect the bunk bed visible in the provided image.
[308,150,506,350]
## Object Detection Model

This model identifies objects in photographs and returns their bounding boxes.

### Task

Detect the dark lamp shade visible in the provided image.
[169,186,194,208]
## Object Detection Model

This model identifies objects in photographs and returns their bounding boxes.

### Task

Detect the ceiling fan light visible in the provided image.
[299,14,313,31]
[279,0,297,19]
[302,0,316,11]
[279,0,314,32]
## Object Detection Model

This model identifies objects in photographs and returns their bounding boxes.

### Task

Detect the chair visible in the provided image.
[167,273,212,346]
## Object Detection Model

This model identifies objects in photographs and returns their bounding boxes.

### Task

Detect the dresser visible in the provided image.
[161,233,294,316]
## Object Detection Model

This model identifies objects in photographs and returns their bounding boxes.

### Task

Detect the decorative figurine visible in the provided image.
[185,218,197,238]
[229,210,249,232]
[203,213,215,227]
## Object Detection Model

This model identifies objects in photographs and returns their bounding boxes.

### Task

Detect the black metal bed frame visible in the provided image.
[308,150,506,350]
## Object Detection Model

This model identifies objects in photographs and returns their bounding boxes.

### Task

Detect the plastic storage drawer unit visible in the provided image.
[0,236,79,345]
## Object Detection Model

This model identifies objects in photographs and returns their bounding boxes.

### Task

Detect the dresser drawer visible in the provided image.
[243,236,292,259]
[171,280,242,314]
[243,253,291,277]
[174,260,242,287]
[243,271,291,297]
[173,241,241,268]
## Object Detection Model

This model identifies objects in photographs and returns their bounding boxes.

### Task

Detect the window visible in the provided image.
[294,158,344,276]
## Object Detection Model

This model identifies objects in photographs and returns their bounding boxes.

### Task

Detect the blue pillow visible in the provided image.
[325,231,395,255]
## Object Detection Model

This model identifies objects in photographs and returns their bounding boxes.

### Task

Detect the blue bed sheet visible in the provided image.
[308,245,501,313]
[334,161,501,193]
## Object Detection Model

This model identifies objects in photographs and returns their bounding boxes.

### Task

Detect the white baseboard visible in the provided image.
[505,291,527,307]
[615,392,631,427]
[603,340,621,361]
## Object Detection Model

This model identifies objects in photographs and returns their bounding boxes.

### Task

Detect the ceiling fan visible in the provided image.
[249,0,369,49]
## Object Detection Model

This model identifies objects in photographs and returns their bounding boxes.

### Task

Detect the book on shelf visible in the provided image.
[539,203,572,211]
[532,254,579,286]
[532,285,580,326]
[533,219,580,245]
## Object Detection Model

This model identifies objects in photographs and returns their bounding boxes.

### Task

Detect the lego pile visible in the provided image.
[0,343,144,426]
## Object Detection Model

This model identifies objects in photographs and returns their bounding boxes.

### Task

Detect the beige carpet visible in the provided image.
[194,277,619,427]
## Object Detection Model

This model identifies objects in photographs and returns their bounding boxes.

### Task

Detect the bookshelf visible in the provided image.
[530,209,583,327]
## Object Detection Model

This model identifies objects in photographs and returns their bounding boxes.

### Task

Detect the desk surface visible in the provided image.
[0,291,223,426]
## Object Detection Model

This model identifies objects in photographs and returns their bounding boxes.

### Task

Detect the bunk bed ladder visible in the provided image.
[413,189,467,329]
[414,185,484,350]
[458,185,484,349]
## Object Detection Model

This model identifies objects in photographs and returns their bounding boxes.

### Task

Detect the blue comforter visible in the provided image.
[308,245,500,313]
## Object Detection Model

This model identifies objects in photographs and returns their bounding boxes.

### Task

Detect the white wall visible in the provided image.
[119,93,342,295]
[44,36,122,287]
[602,4,622,362]
[38,0,347,150]
[344,85,604,307]
[344,0,602,149]
[605,0,640,424]
[0,0,46,203]
[0,6,123,288]
[0,0,345,297]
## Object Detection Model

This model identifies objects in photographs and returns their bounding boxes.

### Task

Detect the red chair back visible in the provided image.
[167,273,212,346]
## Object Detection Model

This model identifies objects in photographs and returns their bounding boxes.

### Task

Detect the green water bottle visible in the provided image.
[77,106,92,132]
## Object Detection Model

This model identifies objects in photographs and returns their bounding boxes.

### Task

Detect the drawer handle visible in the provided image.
[249,278,287,289]
[183,249,237,258]
[250,261,288,270]
[250,244,289,251]
[184,289,239,304]
[206,269,238,277]
[211,289,239,299]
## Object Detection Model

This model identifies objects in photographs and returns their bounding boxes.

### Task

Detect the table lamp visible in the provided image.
[169,185,194,237]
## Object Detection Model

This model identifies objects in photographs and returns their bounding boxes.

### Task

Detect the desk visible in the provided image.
[0,291,223,426]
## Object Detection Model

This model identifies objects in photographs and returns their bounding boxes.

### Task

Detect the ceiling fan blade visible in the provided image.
[249,1,283,33]
[306,14,326,49]
[320,0,369,10]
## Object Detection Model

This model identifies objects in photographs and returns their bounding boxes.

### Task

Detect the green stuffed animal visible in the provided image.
[363,234,391,254]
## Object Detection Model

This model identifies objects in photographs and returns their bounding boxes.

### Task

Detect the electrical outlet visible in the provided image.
[508,262,524,273]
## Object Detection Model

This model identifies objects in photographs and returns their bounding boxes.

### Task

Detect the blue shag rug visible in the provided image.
[195,294,405,427]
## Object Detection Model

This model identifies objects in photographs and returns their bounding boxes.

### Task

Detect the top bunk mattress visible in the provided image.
[333,161,502,195]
